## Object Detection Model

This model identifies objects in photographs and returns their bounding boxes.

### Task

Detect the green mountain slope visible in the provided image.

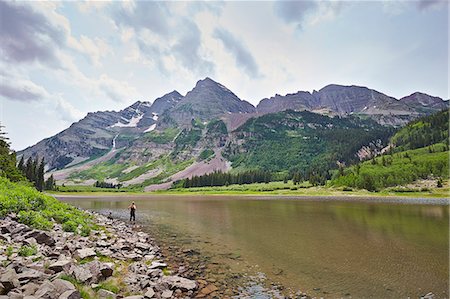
[332,110,449,191]
[224,110,393,175]
[391,109,448,151]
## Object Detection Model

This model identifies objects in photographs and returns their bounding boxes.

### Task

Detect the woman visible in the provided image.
[129,201,137,222]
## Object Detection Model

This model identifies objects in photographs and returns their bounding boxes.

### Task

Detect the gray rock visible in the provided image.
[21,283,40,296]
[23,296,37,299]
[149,262,166,270]
[59,290,81,299]
[99,263,114,279]
[162,276,197,291]
[71,266,93,283]
[49,261,71,273]
[34,281,58,298]
[0,269,20,292]
[8,291,23,299]
[144,288,155,298]
[135,243,150,251]
[52,279,75,294]
[122,296,143,299]
[25,231,55,247]
[97,289,116,299]
[74,248,96,260]
[161,290,173,298]
[17,269,46,283]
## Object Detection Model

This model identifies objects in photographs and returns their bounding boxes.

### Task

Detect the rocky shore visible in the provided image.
[0,212,221,299]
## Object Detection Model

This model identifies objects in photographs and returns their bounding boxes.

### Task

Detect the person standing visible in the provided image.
[129,201,136,223]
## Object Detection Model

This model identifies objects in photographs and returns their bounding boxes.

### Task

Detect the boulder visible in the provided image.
[25,231,55,247]
[59,290,81,299]
[21,283,40,296]
[48,261,72,273]
[97,289,116,299]
[71,266,93,283]
[149,262,166,270]
[34,281,58,299]
[17,269,46,283]
[161,290,173,299]
[99,263,114,278]
[0,269,20,292]
[162,276,197,291]
[135,243,150,251]
[7,291,23,299]
[73,248,96,260]
[52,279,75,294]
[144,288,155,298]
[195,284,218,298]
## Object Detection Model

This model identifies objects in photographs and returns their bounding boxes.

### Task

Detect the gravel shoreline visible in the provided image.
[0,211,224,299]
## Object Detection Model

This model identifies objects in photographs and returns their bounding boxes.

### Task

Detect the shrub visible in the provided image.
[18,211,53,230]
[18,245,37,257]
[0,177,94,234]
[62,220,78,233]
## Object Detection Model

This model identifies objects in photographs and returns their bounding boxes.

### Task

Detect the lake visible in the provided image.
[58,195,449,298]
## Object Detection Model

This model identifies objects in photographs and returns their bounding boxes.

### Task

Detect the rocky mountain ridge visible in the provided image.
[18,78,448,183]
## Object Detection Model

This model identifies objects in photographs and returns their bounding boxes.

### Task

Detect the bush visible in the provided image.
[18,245,37,257]
[0,177,94,234]
[62,220,78,233]
[18,211,53,230]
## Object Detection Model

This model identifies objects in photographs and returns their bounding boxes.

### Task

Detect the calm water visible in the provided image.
[59,195,449,298]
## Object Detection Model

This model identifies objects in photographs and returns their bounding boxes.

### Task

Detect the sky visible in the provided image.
[0,0,448,151]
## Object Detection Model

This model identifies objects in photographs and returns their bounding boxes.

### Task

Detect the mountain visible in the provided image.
[18,90,183,170]
[17,78,448,190]
[162,77,255,126]
[224,110,393,174]
[400,92,448,113]
[256,84,448,126]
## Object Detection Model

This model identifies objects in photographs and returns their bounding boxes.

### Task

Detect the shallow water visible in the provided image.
[59,195,449,298]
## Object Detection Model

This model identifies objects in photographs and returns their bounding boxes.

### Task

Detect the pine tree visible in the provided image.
[36,158,45,191]
[45,174,55,190]
[25,157,34,182]
[17,156,25,174]
[0,123,25,182]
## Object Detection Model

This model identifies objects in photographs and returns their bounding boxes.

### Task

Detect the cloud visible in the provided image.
[113,1,171,37]
[112,3,215,76]
[416,0,448,10]
[54,96,84,122]
[172,21,215,75]
[0,76,49,102]
[213,27,262,78]
[0,1,64,66]
[274,1,345,28]
[274,1,318,29]
[97,74,139,103]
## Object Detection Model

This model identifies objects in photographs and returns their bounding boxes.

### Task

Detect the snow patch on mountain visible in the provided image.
[111,114,144,128]
[144,124,157,132]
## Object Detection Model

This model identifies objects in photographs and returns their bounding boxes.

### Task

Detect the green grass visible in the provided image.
[144,128,180,144]
[0,177,95,234]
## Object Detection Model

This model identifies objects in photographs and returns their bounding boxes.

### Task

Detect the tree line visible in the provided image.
[17,156,55,191]
[182,170,272,188]
[0,123,55,191]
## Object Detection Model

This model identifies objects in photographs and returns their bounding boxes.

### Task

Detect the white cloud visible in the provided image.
[97,74,139,103]
[54,95,85,122]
